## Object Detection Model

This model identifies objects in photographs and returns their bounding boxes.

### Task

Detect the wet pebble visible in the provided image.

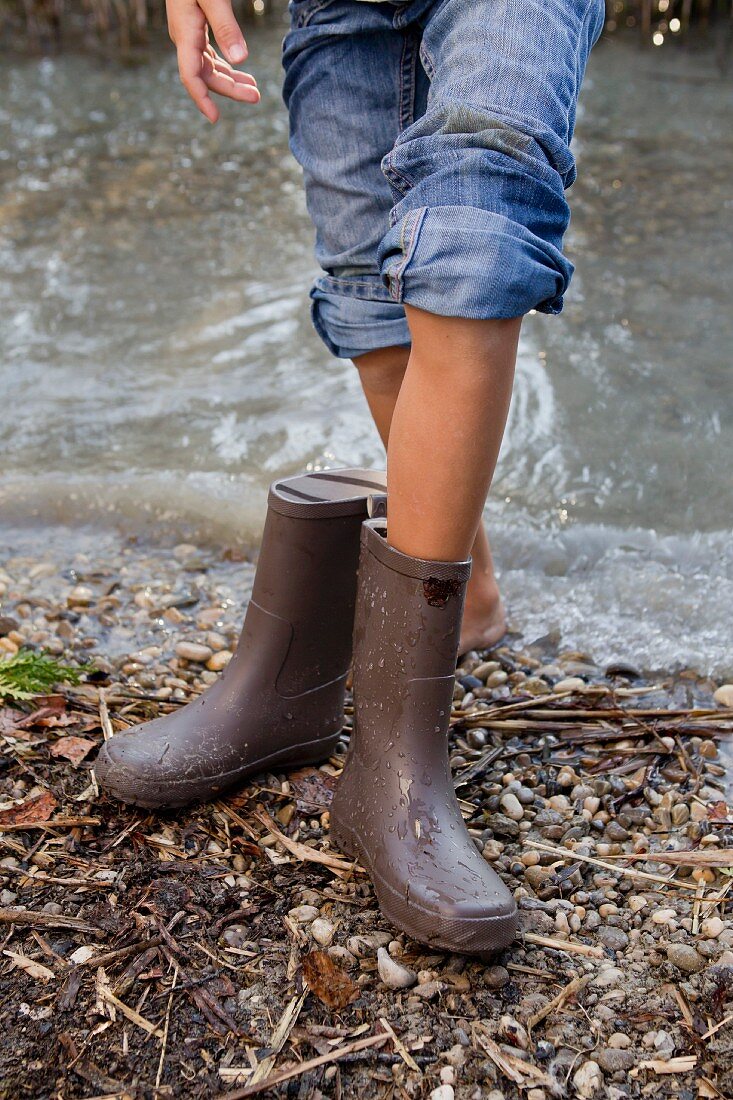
[713,684,733,707]
[207,650,233,672]
[175,641,214,663]
[554,676,586,693]
[377,947,417,989]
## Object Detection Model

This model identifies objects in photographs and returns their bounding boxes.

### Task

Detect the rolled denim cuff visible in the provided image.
[310,273,412,359]
[377,204,574,318]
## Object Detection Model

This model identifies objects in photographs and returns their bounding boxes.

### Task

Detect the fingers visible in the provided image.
[178,34,220,123]
[198,0,248,65]
[203,51,260,103]
[167,0,258,122]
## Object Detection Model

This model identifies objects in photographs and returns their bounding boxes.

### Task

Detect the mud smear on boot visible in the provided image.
[422,577,462,608]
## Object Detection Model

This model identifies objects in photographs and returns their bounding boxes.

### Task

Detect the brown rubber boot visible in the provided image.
[330,519,518,956]
[94,469,386,809]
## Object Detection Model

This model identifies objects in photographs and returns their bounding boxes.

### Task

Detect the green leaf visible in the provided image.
[0,649,85,701]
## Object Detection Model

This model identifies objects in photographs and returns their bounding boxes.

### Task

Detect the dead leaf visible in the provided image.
[288,767,338,811]
[3,949,55,982]
[302,950,358,1010]
[50,736,96,765]
[0,706,23,736]
[17,697,67,728]
[707,801,731,823]
[0,790,58,826]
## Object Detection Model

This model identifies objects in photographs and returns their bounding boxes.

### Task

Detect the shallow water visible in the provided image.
[1,23,732,675]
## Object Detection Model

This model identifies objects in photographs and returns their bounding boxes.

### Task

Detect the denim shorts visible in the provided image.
[282,0,605,360]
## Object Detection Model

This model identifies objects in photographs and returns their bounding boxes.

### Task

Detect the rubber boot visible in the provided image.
[330,519,518,955]
[95,469,387,809]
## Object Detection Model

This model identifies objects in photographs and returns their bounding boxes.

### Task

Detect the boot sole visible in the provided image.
[95,732,342,810]
[330,819,518,958]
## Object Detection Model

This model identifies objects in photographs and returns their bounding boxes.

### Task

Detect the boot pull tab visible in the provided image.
[367,493,388,519]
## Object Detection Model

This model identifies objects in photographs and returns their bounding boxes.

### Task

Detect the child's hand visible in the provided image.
[166,0,260,123]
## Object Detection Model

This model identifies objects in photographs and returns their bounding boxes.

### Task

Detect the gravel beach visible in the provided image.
[1,529,732,1099]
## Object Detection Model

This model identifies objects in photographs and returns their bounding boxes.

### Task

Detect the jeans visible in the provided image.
[282,0,605,360]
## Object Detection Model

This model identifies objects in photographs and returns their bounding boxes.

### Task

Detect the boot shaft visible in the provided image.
[349,520,471,771]
[245,471,388,697]
[353,519,471,686]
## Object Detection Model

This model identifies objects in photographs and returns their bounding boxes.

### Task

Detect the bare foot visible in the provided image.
[459,585,507,657]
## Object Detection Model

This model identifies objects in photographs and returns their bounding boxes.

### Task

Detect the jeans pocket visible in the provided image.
[288,0,338,29]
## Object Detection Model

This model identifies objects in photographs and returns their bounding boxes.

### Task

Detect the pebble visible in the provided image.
[474,660,500,679]
[554,676,586,692]
[221,925,250,950]
[572,1060,603,1098]
[666,943,705,973]
[653,1030,675,1059]
[429,1087,454,1100]
[596,1048,635,1073]
[592,965,624,988]
[608,1033,631,1049]
[467,729,487,749]
[486,670,508,688]
[500,792,524,821]
[597,926,629,952]
[310,917,335,946]
[482,839,503,861]
[207,650,233,672]
[713,684,733,708]
[346,932,392,957]
[484,965,510,989]
[702,916,725,939]
[288,905,319,923]
[487,813,520,838]
[67,584,94,606]
[377,947,417,989]
[652,907,677,925]
[499,1015,529,1050]
[175,641,214,663]
[327,945,356,969]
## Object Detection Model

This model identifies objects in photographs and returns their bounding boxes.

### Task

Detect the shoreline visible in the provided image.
[1,517,731,683]
[0,534,732,1096]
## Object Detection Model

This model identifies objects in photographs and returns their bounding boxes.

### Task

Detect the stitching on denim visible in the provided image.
[383,159,413,198]
[418,38,435,81]
[297,0,335,28]
[399,33,418,132]
[317,275,394,301]
[389,206,426,300]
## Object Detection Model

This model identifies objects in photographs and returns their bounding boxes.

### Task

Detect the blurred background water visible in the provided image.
[0,19,732,674]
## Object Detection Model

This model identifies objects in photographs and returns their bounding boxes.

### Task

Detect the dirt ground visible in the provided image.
[1,536,732,1099]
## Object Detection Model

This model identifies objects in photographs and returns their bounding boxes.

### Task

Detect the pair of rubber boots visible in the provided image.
[95,469,517,955]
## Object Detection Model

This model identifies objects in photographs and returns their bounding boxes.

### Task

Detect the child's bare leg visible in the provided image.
[354,344,507,653]
[385,304,520,575]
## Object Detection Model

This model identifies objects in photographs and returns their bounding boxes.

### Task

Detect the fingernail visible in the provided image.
[229,43,246,63]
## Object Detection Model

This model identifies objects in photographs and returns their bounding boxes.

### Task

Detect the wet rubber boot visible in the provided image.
[330,519,518,955]
[95,469,387,809]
